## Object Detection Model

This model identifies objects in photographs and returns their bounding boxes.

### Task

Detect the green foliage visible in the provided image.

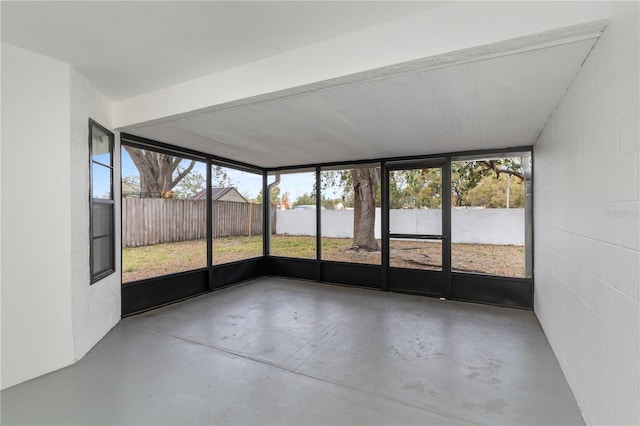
[173,171,205,199]
[292,192,316,207]
[465,174,524,208]
[211,166,234,188]
[122,175,141,198]
[270,186,281,205]
[323,167,443,210]
[322,197,343,209]
[255,185,280,205]
[389,168,442,209]
[452,158,525,207]
[172,166,235,200]
[319,158,526,209]
[320,168,381,208]
[451,163,491,206]
[289,191,335,208]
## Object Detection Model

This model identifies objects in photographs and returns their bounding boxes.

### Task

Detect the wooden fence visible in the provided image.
[123,198,267,248]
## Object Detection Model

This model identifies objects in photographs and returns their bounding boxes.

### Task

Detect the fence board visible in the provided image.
[123,198,264,247]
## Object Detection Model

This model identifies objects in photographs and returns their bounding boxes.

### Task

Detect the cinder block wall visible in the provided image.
[534,3,639,425]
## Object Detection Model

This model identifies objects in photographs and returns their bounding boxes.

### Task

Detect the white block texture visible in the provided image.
[534,3,640,425]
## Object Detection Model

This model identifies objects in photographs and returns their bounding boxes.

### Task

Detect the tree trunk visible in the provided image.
[124,147,195,198]
[351,168,379,251]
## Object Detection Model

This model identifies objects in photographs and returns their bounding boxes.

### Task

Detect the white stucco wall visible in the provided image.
[70,69,120,362]
[390,209,443,236]
[534,2,639,424]
[1,43,75,389]
[321,209,383,239]
[276,210,318,237]
[452,209,525,245]
[1,43,120,389]
[279,208,525,245]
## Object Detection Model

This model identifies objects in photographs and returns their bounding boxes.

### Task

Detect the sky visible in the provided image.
[103,149,527,205]
[119,148,321,201]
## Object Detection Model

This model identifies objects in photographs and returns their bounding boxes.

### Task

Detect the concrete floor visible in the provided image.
[1,277,584,425]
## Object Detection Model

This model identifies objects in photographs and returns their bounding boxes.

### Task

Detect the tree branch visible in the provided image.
[170,160,196,189]
[478,160,524,181]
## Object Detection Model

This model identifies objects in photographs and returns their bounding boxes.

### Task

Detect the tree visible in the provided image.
[389,168,441,209]
[452,158,524,207]
[321,168,381,251]
[283,157,526,253]
[465,173,524,208]
[124,146,237,199]
[121,175,141,198]
[173,172,205,199]
[292,191,334,208]
[172,166,235,199]
[123,147,195,198]
[351,168,380,251]
[292,192,316,207]
[211,166,234,188]
[326,159,524,251]
[255,185,280,205]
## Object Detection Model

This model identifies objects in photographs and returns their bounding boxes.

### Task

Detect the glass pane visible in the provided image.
[92,235,113,275]
[389,168,442,235]
[92,163,112,199]
[320,166,381,264]
[389,238,442,271]
[211,165,263,265]
[269,170,316,259]
[92,202,112,237]
[451,157,527,277]
[121,146,207,283]
[91,125,111,165]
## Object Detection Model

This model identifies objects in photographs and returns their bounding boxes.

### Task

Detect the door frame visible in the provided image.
[383,159,452,298]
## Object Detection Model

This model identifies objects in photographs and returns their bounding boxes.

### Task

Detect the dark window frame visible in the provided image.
[89,119,116,283]
[266,168,318,260]
[119,132,534,312]
[211,163,264,267]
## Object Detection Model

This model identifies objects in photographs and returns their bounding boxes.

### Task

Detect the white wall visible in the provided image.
[1,43,75,389]
[321,209,382,240]
[1,44,120,389]
[452,209,525,245]
[69,69,120,362]
[534,3,639,425]
[389,209,443,237]
[279,208,525,245]
[276,210,318,237]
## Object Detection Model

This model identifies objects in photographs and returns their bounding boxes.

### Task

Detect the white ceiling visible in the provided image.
[127,37,599,168]
[2,1,604,169]
[1,1,444,100]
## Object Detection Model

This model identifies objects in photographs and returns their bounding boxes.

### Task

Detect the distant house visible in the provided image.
[192,187,248,203]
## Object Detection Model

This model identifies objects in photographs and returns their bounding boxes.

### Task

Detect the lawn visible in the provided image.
[123,236,525,283]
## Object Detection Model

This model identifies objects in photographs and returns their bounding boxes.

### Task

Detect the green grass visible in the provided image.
[122,240,207,280]
[271,235,317,259]
[213,235,263,257]
[123,236,525,283]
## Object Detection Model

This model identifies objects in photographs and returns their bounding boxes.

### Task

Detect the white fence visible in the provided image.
[277,208,524,245]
